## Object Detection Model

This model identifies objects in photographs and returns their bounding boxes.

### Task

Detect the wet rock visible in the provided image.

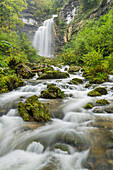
[110,87,113,90]
[70,78,83,85]
[92,108,104,113]
[16,64,35,79]
[88,90,101,97]
[85,83,91,88]
[68,66,80,73]
[88,87,107,97]
[38,70,69,79]
[40,84,65,99]
[104,106,113,113]
[84,103,93,109]
[54,143,70,153]
[94,87,107,95]
[18,95,50,122]
[96,99,109,105]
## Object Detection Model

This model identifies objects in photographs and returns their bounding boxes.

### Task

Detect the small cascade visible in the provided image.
[33,16,56,57]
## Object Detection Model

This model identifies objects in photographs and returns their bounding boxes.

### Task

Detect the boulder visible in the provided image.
[0,75,25,93]
[70,78,83,85]
[84,103,93,109]
[16,64,35,79]
[38,70,69,79]
[68,66,80,73]
[40,84,65,99]
[88,87,107,97]
[104,106,113,113]
[96,99,109,105]
[18,95,50,122]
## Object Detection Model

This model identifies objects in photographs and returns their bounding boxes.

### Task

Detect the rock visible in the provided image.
[88,87,107,97]
[94,87,107,95]
[96,99,109,105]
[0,75,25,93]
[18,95,50,122]
[93,108,104,113]
[38,71,69,79]
[16,64,35,79]
[70,78,83,84]
[110,87,113,90]
[54,143,70,153]
[68,66,80,73]
[40,84,65,99]
[84,103,93,109]
[88,90,101,97]
[85,84,91,88]
[104,106,113,113]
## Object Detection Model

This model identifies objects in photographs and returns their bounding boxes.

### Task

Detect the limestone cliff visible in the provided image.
[54,0,112,54]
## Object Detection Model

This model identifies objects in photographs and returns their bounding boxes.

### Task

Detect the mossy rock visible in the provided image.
[84,103,93,109]
[82,70,91,78]
[88,87,107,97]
[94,87,107,95]
[89,77,105,84]
[54,143,70,153]
[88,90,101,97]
[72,78,83,84]
[85,84,91,88]
[18,95,50,122]
[68,66,80,73]
[38,71,69,79]
[16,64,35,79]
[40,84,65,99]
[110,87,113,90]
[0,75,25,93]
[96,99,109,105]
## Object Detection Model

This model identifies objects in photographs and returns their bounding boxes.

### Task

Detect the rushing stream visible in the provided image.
[0,66,113,169]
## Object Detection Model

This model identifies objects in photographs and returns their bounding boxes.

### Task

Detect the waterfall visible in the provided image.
[32,16,55,57]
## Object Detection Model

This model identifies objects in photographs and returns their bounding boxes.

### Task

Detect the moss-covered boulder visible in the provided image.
[96,99,109,105]
[38,71,69,79]
[16,64,35,79]
[68,66,80,73]
[54,143,70,153]
[84,103,93,109]
[88,90,101,97]
[18,95,50,122]
[85,84,91,88]
[70,78,83,85]
[88,87,107,97]
[0,75,25,93]
[40,84,65,99]
[94,87,107,95]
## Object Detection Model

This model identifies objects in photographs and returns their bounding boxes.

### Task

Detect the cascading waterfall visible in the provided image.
[33,16,56,57]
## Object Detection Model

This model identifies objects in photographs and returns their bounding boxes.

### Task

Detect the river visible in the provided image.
[0,66,113,170]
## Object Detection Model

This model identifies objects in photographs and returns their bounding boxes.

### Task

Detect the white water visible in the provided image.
[0,66,113,169]
[33,16,56,57]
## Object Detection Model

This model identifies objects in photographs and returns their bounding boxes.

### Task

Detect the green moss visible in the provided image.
[68,66,80,73]
[40,84,65,99]
[0,75,25,93]
[72,78,83,84]
[96,99,109,105]
[94,87,107,95]
[18,95,50,122]
[38,71,69,79]
[84,103,93,109]
[85,84,91,88]
[88,90,101,97]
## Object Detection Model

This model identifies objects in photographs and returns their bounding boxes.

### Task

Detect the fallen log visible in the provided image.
[31,68,45,73]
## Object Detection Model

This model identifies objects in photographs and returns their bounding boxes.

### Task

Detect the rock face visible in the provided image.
[19,5,42,41]
[18,95,50,122]
[54,0,112,53]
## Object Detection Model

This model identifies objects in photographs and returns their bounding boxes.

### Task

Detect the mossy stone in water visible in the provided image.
[84,103,93,109]
[18,95,50,122]
[85,84,91,88]
[68,66,80,73]
[88,90,101,97]
[88,87,107,97]
[94,87,107,95]
[96,99,109,105]
[38,71,69,79]
[54,143,69,153]
[40,84,65,99]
